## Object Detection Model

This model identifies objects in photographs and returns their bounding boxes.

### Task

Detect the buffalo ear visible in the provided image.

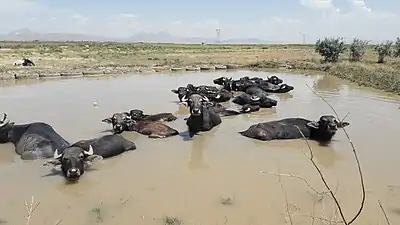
[42,159,61,167]
[84,155,103,165]
[306,121,320,129]
[171,89,178,94]
[102,117,113,124]
[338,121,350,128]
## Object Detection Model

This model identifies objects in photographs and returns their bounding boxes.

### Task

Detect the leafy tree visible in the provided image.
[349,38,370,62]
[392,37,400,57]
[315,37,346,63]
[374,41,392,63]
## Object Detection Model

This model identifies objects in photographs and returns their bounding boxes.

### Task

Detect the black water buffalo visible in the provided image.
[207,88,233,102]
[232,93,277,108]
[239,115,350,142]
[258,82,294,93]
[182,94,222,137]
[13,58,35,66]
[102,113,179,138]
[129,109,177,122]
[213,75,284,91]
[216,104,260,117]
[171,84,219,102]
[245,86,270,99]
[43,134,136,182]
[102,112,132,134]
[0,113,70,160]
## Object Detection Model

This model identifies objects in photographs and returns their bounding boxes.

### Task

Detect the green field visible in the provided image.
[0,41,399,94]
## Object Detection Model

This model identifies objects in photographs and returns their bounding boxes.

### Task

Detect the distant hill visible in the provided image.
[0,29,268,44]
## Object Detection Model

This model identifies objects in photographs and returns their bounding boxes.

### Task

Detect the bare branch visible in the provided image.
[305,83,366,225]
[378,200,391,225]
[25,196,40,225]
[295,125,347,224]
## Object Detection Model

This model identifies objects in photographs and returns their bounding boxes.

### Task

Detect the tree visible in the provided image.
[374,41,393,63]
[349,38,370,62]
[315,37,346,63]
[392,37,400,57]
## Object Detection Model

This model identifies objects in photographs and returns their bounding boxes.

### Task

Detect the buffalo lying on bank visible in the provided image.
[43,134,136,182]
[0,113,70,160]
[183,94,222,137]
[239,115,350,142]
[129,109,177,122]
[102,112,179,138]
[232,93,277,108]
[13,58,35,66]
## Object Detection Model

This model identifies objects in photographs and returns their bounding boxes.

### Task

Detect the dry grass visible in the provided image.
[0,42,399,93]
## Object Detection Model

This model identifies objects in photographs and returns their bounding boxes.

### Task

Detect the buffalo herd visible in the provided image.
[0,74,350,182]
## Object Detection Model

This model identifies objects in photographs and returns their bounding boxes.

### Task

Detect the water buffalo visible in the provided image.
[129,109,177,122]
[213,75,284,91]
[239,115,350,142]
[232,93,277,108]
[102,112,132,134]
[13,58,35,66]
[207,88,233,102]
[0,113,70,160]
[125,120,179,138]
[216,104,260,117]
[171,84,219,102]
[43,134,136,182]
[102,113,179,138]
[245,86,270,99]
[182,94,222,137]
[258,82,294,93]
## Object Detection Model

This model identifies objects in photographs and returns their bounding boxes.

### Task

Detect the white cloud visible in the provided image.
[0,0,398,43]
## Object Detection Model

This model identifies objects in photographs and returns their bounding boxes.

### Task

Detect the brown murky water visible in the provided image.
[0,70,399,225]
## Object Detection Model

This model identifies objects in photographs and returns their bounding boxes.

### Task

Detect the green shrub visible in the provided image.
[315,37,346,63]
[393,37,400,57]
[349,38,370,62]
[374,40,392,63]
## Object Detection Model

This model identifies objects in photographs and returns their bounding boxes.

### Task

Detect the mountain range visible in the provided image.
[0,29,268,44]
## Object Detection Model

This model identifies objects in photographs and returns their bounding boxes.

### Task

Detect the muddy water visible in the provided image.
[0,70,399,225]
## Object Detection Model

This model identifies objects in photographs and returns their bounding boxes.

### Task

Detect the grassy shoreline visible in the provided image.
[0,42,399,94]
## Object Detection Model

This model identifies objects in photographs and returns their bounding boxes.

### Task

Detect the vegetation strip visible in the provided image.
[1,38,399,94]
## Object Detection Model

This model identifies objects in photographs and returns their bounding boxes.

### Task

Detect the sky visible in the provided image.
[0,0,399,43]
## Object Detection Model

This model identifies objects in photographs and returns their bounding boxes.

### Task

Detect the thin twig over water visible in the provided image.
[378,200,391,225]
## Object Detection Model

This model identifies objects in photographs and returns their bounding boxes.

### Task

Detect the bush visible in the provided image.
[393,37,400,57]
[315,37,346,63]
[374,40,392,63]
[349,38,370,62]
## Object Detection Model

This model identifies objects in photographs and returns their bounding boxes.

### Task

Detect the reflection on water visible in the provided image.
[1,70,400,225]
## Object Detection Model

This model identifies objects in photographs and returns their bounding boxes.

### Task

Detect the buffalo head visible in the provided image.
[43,145,103,182]
[267,75,283,85]
[182,93,210,116]
[171,87,190,102]
[307,115,350,138]
[213,77,231,85]
[129,109,146,121]
[240,104,260,113]
[0,113,15,143]
[278,84,294,93]
[102,112,132,134]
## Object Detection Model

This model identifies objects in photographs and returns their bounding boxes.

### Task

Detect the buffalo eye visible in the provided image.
[79,153,84,159]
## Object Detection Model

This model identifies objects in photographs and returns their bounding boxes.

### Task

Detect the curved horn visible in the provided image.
[53,149,63,159]
[84,145,94,156]
[202,96,210,102]
[0,113,7,123]
[215,94,221,99]
[181,96,188,102]
[250,95,260,101]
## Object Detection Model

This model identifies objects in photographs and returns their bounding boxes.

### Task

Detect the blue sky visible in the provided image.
[0,0,398,43]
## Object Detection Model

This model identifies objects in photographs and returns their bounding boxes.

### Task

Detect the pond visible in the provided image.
[0,70,399,225]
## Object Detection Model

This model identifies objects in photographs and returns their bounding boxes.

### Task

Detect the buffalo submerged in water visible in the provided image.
[0,113,70,159]
[43,134,136,182]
